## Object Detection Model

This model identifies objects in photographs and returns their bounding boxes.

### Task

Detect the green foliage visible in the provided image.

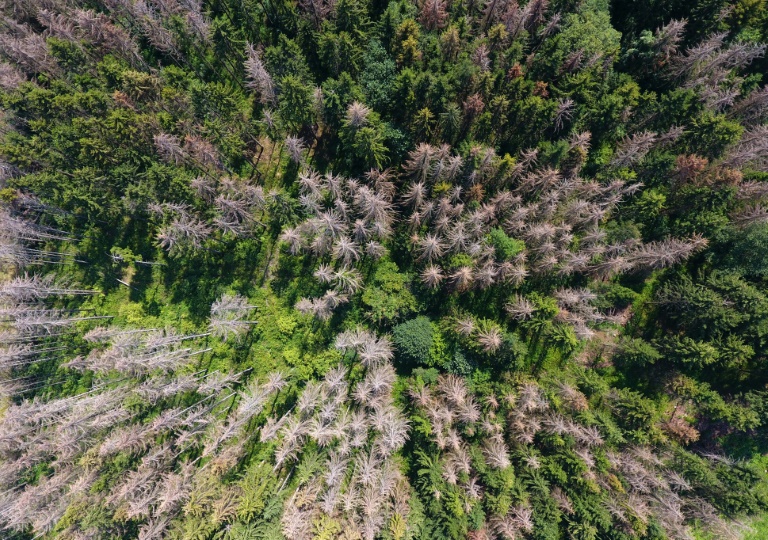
[392,315,436,367]
[614,337,662,368]
[487,228,525,261]
[534,6,621,80]
[718,224,768,277]
[277,75,315,131]
[359,40,397,110]
[591,281,639,311]
[361,260,417,324]
[685,112,743,160]
[610,388,660,440]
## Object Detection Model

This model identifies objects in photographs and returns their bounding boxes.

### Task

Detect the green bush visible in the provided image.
[614,338,662,368]
[487,228,525,261]
[392,316,435,367]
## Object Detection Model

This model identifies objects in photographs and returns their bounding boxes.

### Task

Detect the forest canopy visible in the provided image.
[0,0,768,539]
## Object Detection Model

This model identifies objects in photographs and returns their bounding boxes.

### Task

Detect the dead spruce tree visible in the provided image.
[407,376,741,540]
[208,293,257,341]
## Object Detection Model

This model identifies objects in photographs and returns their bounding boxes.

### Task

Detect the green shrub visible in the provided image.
[487,228,525,261]
[614,338,662,368]
[392,316,435,367]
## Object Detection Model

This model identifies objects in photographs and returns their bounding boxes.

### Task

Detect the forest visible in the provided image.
[0,0,767,538]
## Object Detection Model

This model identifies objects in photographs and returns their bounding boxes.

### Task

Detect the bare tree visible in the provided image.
[416,234,445,262]
[0,62,24,90]
[473,44,491,73]
[157,215,211,253]
[0,274,96,301]
[553,98,575,132]
[297,0,337,29]
[333,267,363,295]
[6,307,112,336]
[723,125,768,171]
[333,236,361,265]
[654,19,687,61]
[482,437,510,469]
[611,131,657,168]
[729,85,768,126]
[450,266,474,292]
[732,205,768,228]
[420,265,445,289]
[184,135,221,170]
[477,326,503,353]
[628,234,708,270]
[505,295,536,320]
[209,293,257,341]
[244,43,276,104]
[401,182,428,210]
[128,0,180,56]
[0,31,60,76]
[365,240,387,260]
[403,144,434,182]
[346,101,371,128]
[419,0,449,30]
[154,133,186,165]
[0,207,72,243]
[285,135,306,164]
[280,227,304,255]
[70,9,141,64]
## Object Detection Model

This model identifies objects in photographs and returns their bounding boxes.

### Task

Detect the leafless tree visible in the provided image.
[654,19,687,61]
[627,234,708,270]
[346,101,371,128]
[477,326,503,353]
[453,317,474,337]
[553,98,575,132]
[403,143,434,182]
[37,10,78,42]
[420,264,444,289]
[319,210,348,240]
[473,44,491,73]
[0,31,60,76]
[313,263,334,285]
[209,293,257,341]
[729,85,768,126]
[358,335,394,367]
[157,214,211,253]
[450,266,474,292]
[127,0,181,56]
[332,236,361,265]
[732,205,768,228]
[723,125,768,171]
[154,133,186,165]
[505,295,536,320]
[184,135,221,170]
[285,135,306,164]
[365,240,387,260]
[280,227,304,255]
[419,0,449,30]
[297,0,337,29]
[244,43,276,104]
[6,307,112,336]
[0,61,24,91]
[611,131,657,168]
[333,267,363,295]
[482,437,510,469]
[0,274,96,301]
[540,12,561,38]
[401,182,428,210]
[416,234,445,262]
[0,207,71,244]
